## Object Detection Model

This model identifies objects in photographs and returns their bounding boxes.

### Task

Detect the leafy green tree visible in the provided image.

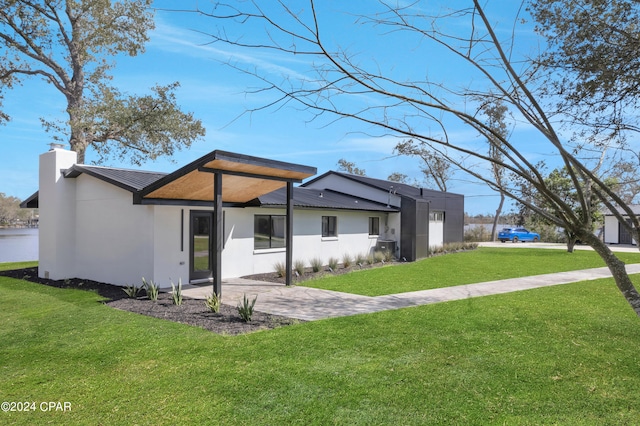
[529,168,603,252]
[0,0,205,164]
[200,1,640,316]
[0,193,33,225]
[529,0,640,142]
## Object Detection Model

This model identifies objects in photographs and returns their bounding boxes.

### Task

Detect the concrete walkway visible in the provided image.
[182,263,640,321]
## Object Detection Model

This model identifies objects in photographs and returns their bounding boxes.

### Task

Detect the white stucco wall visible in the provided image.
[38,149,78,280]
[604,215,637,245]
[73,175,155,286]
[38,149,402,286]
[220,207,394,277]
[604,216,619,244]
[429,216,444,249]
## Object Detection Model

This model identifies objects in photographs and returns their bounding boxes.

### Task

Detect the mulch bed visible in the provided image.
[242,260,401,284]
[0,267,301,335]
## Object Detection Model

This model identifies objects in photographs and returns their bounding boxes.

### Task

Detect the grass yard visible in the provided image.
[0,261,37,272]
[303,247,640,296]
[1,258,640,424]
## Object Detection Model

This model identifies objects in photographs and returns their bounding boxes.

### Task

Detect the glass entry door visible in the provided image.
[190,211,213,281]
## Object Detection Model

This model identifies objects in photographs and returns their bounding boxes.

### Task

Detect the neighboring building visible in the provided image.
[603,206,640,245]
[23,147,464,291]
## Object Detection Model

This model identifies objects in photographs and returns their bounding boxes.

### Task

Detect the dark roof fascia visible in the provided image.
[137,198,247,208]
[135,150,318,204]
[212,150,318,175]
[20,191,39,208]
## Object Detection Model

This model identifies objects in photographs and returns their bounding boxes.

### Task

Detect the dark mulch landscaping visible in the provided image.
[0,267,301,335]
[242,260,401,284]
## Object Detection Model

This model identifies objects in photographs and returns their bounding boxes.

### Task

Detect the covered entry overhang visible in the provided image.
[135,150,317,296]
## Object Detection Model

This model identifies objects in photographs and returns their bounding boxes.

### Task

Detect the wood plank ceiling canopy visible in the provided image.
[137,150,317,204]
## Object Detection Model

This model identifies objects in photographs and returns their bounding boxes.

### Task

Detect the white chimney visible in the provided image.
[38,147,78,280]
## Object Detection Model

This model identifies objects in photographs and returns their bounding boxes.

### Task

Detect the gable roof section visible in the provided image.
[257,187,398,212]
[302,171,462,199]
[604,205,640,216]
[64,164,167,193]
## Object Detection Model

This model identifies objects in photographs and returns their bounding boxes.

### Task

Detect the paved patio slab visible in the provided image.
[182,264,640,321]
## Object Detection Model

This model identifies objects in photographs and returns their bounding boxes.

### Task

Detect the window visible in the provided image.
[322,216,337,237]
[429,212,444,222]
[369,217,380,236]
[254,215,286,249]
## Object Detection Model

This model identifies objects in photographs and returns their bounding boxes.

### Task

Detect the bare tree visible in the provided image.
[387,172,409,184]
[337,158,366,176]
[394,140,452,192]
[478,100,512,241]
[197,1,640,316]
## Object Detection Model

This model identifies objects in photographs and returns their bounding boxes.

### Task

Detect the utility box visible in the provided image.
[375,239,397,255]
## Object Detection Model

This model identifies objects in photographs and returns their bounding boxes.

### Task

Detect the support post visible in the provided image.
[286,181,294,286]
[212,172,223,297]
[426,200,431,258]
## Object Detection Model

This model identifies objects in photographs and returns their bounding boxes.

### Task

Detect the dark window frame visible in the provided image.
[254,215,286,250]
[322,215,338,238]
[369,217,380,236]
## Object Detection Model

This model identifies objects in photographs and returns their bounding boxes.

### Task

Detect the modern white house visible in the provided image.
[603,206,640,245]
[22,146,464,295]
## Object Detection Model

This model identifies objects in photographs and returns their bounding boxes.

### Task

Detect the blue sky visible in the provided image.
[1,0,550,215]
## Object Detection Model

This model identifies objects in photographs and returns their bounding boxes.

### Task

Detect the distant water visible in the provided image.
[0,228,38,263]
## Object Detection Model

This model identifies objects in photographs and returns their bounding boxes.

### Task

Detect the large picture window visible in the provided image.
[254,215,286,249]
[369,217,380,236]
[322,216,338,237]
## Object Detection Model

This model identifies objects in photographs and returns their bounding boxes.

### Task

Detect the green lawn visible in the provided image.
[302,247,640,296]
[0,261,37,272]
[1,258,640,424]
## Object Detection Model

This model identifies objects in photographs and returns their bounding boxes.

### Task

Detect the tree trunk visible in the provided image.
[66,98,88,164]
[491,192,505,241]
[583,232,640,317]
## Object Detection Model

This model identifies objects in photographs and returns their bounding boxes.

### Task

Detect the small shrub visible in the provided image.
[171,278,183,306]
[354,253,366,265]
[342,253,352,268]
[430,245,444,255]
[142,277,159,302]
[464,225,492,242]
[373,251,385,263]
[294,260,306,276]
[366,254,376,265]
[205,293,221,313]
[310,257,323,273]
[273,261,286,278]
[122,284,140,298]
[237,294,257,322]
[328,256,339,271]
[383,250,394,262]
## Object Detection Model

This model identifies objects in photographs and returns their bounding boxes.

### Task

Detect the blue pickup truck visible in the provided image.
[498,228,540,243]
